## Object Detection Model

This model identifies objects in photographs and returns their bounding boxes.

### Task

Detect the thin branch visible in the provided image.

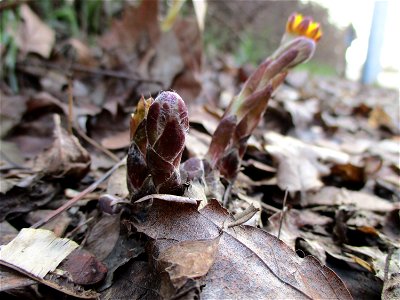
[67,76,74,135]
[65,216,94,239]
[277,189,289,240]
[384,246,394,282]
[73,125,120,162]
[31,156,126,229]
[227,204,259,228]
[223,182,233,207]
[16,61,163,85]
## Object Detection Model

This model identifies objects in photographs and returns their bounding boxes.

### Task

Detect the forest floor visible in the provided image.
[1,2,399,299]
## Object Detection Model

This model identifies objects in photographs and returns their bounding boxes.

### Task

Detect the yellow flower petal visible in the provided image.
[286,13,322,42]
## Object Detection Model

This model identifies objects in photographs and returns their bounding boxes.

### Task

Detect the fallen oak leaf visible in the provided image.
[132,197,352,299]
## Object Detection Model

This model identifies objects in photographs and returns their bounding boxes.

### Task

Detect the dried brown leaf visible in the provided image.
[6,113,55,159]
[304,186,397,212]
[157,235,220,289]
[15,4,55,58]
[34,114,90,181]
[0,94,28,138]
[59,248,107,286]
[264,131,350,192]
[106,164,129,198]
[101,130,130,150]
[133,198,352,299]
[171,18,203,101]
[24,210,71,237]
[100,1,159,54]
[85,214,121,261]
[101,261,160,300]
[0,176,59,222]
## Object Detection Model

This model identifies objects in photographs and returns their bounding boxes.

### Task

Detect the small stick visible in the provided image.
[239,193,280,213]
[31,156,126,229]
[227,204,259,228]
[223,182,233,207]
[16,61,163,84]
[73,125,120,162]
[65,216,94,239]
[384,246,394,282]
[277,189,289,240]
[67,75,73,135]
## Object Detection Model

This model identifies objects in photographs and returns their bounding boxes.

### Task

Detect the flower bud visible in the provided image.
[146,91,189,194]
[272,36,316,70]
[206,13,322,183]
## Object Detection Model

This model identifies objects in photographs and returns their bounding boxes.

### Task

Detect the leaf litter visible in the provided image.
[0,1,399,299]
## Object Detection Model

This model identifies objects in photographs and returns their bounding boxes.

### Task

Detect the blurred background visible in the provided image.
[204,0,399,89]
[1,0,399,91]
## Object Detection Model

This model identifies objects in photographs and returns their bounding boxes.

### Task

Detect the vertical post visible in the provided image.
[362,1,388,84]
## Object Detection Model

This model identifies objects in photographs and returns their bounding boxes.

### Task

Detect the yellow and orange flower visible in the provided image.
[286,13,322,42]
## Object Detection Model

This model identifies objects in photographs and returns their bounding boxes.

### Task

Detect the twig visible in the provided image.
[227,204,259,228]
[223,182,233,207]
[239,193,280,213]
[17,61,163,85]
[31,156,126,229]
[73,125,120,162]
[65,216,94,239]
[384,246,394,282]
[277,189,289,240]
[67,75,74,135]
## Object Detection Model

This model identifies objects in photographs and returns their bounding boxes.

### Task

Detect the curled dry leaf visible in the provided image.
[34,114,91,181]
[303,186,397,212]
[264,131,350,192]
[133,197,352,299]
